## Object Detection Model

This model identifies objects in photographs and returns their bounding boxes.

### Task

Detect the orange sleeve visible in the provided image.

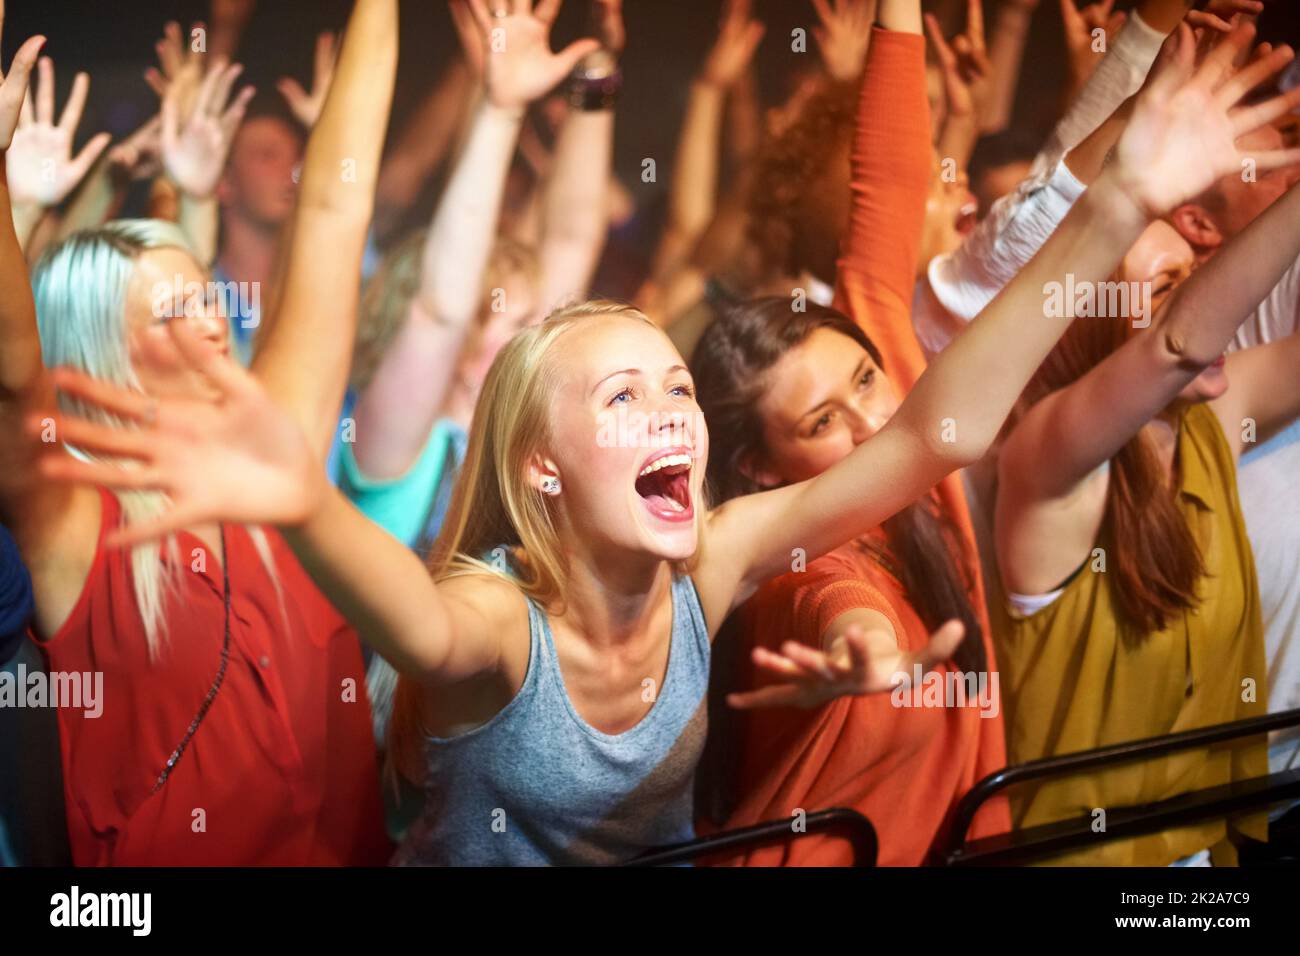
[832,27,931,393]
[749,556,908,653]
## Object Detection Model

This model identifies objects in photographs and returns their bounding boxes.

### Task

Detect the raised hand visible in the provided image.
[0,1,43,151]
[925,0,994,123]
[811,0,875,83]
[106,115,164,184]
[32,320,326,548]
[463,0,600,110]
[143,20,207,120]
[593,0,626,58]
[1111,22,1300,220]
[449,0,487,78]
[160,56,254,197]
[277,31,338,129]
[701,0,765,90]
[6,56,110,207]
[726,620,967,710]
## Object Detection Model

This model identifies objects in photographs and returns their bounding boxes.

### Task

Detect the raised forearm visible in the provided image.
[1135,0,1194,34]
[56,157,125,240]
[420,100,523,325]
[0,159,43,397]
[251,0,397,460]
[9,199,42,252]
[893,171,1149,467]
[177,192,218,266]
[982,2,1034,133]
[373,59,475,239]
[1161,183,1300,369]
[538,107,613,309]
[878,0,923,34]
[283,487,458,680]
[668,82,725,238]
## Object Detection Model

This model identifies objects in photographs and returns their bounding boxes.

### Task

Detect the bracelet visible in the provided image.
[568,66,623,111]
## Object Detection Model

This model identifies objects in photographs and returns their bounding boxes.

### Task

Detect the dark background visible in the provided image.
[3,1,1298,231]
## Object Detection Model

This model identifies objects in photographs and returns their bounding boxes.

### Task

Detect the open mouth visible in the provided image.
[634,449,694,523]
[954,199,978,237]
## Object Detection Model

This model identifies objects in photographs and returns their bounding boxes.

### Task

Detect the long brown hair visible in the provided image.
[1018,315,1206,636]
[691,297,985,673]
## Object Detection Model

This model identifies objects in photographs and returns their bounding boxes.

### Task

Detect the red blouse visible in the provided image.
[37,487,391,866]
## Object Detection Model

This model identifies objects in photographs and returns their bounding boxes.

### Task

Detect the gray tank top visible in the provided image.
[393,573,710,866]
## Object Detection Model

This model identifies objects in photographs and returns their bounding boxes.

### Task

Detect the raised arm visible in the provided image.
[642,0,763,294]
[0,22,47,410]
[5,55,109,250]
[982,0,1037,133]
[351,0,599,481]
[999,38,1300,504]
[0,19,106,636]
[160,56,256,266]
[533,0,619,312]
[701,23,1298,612]
[832,7,930,389]
[925,0,994,171]
[37,324,506,685]
[248,0,398,461]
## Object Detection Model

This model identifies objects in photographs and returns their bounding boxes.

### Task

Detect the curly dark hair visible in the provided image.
[746,80,857,281]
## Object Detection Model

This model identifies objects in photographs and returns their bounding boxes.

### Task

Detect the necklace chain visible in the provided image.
[151,525,231,795]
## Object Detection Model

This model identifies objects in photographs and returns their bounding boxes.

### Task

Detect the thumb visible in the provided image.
[912,619,966,673]
[553,38,602,78]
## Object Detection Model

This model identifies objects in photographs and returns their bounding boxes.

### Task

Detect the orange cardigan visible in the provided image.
[704,28,1008,866]
[831,29,987,609]
[717,535,1009,865]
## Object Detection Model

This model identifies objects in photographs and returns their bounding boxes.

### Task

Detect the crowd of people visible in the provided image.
[1,0,1299,867]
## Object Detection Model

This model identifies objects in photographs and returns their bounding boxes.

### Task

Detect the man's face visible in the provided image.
[218,116,302,229]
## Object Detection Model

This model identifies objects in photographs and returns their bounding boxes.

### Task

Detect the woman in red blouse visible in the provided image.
[0,0,397,864]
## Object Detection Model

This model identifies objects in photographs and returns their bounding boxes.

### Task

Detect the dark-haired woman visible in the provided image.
[694,299,1008,865]
[689,11,1010,866]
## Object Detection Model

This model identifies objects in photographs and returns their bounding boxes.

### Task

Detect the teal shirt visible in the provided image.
[335,418,466,550]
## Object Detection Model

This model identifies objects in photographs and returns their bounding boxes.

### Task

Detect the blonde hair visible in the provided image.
[351,234,542,392]
[32,220,281,657]
[387,299,701,784]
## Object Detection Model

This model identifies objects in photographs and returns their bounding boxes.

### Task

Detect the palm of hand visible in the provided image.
[6,123,77,206]
[151,388,322,531]
[163,114,226,196]
[484,15,566,108]
[1118,81,1238,217]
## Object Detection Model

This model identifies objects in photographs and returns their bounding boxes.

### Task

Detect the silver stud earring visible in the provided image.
[540,476,561,496]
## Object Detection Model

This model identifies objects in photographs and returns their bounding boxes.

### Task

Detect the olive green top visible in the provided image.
[992,403,1268,866]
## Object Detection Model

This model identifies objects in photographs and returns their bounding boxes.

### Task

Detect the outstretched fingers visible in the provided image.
[1231,84,1300,139]
[1215,42,1294,109]
[57,69,89,133]
[47,368,160,425]
[0,35,43,143]
[35,54,52,125]
[906,620,966,675]
[29,411,156,462]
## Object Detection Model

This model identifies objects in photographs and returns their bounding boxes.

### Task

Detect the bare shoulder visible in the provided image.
[689,502,758,639]
[438,571,531,634]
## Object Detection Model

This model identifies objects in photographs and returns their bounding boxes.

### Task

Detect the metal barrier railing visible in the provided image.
[624,807,878,867]
[940,707,1300,866]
